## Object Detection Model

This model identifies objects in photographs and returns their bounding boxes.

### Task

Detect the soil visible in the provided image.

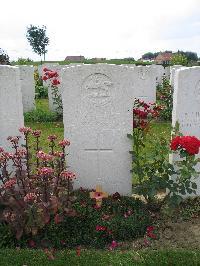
[122,213,200,251]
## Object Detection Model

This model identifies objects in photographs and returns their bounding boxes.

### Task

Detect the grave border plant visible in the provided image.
[129,98,200,208]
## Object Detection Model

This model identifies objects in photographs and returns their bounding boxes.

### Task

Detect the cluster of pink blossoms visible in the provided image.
[37,151,54,161]
[38,167,54,176]
[24,192,37,203]
[3,178,17,189]
[60,170,76,180]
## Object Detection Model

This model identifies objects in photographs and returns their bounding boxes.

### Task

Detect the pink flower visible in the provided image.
[47,135,57,141]
[19,127,32,135]
[60,170,76,180]
[37,151,54,161]
[0,147,4,153]
[53,151,64,158]
[3,178,16,189]
[7,136,20,144]
[24,192,37,203]
[58,139,70,147]
[32,130,41,138]
[38,167,54,176]
[108,240,118,250]
[16,148,27,157]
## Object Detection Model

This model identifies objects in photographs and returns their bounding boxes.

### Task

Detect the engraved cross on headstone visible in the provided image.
[84,131,113,183]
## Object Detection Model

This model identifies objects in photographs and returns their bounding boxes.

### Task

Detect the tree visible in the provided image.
[171,53,188,66]
[26,25,49,62]
[0,48,10,65]
[142,52,155,60]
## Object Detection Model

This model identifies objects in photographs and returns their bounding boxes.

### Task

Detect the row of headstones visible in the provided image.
[14,63,172,113]
[1,64,199,196]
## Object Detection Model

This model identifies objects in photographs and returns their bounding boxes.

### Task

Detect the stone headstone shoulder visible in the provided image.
[0,65,24,151]
[18,65,36,112]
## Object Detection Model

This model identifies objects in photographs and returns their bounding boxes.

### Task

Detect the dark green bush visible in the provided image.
[156,77,173,121]
[35,85,48,99]
[24,109,60,122]
[0,190,151,249]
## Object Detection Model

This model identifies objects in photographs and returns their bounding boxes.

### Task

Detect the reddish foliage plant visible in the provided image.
[0,127,76,240]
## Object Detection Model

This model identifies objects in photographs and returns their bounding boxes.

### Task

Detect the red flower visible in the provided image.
[171,136,200,155]
[96,225,107,231]
[42,75,48,81]
[43,67,50,72]
[51,79,60,86]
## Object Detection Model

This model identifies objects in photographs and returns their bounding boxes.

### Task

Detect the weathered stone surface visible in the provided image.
[61,64,156,195]
[172,66,200,195]
[18,65,35,112]
[170,65,182,88]
[133,65,157,103]
[0,66,24,150]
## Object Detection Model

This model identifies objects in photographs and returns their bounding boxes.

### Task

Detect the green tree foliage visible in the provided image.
[171,53,188,66]
[26,25,49,61]
[0,48,10,65]
[142,52,155,60]
[178,51,198,62]
[16,57,33,65]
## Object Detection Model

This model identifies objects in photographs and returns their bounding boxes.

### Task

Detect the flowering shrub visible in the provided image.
[156,76,173,121]
[168,133,200,203]
[0,127,76,240]
[42,68,63,116]
[129,99,200,208]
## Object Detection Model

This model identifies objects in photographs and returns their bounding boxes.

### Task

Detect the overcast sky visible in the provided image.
[1,0,200,61]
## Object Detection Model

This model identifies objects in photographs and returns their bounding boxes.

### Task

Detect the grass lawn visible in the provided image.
[0,249,199,266]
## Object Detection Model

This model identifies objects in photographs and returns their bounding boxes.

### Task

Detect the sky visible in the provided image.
[1,0,200,61]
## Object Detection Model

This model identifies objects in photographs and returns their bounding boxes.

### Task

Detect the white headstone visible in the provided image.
[151,64,164,85]
[18,65,35,112]
[133,65,157,103]
[170,65,182,88]
[163,66,170,80]
[172,66,200,195]
[61,64,156,195]
[0,66,24,150]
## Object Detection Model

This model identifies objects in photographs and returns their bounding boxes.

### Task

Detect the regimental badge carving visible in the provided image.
[138,67,149,80]
[195,80,200,102]
[82,73,113,106]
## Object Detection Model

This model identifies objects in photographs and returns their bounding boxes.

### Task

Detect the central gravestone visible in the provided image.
[61,64,153,195]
